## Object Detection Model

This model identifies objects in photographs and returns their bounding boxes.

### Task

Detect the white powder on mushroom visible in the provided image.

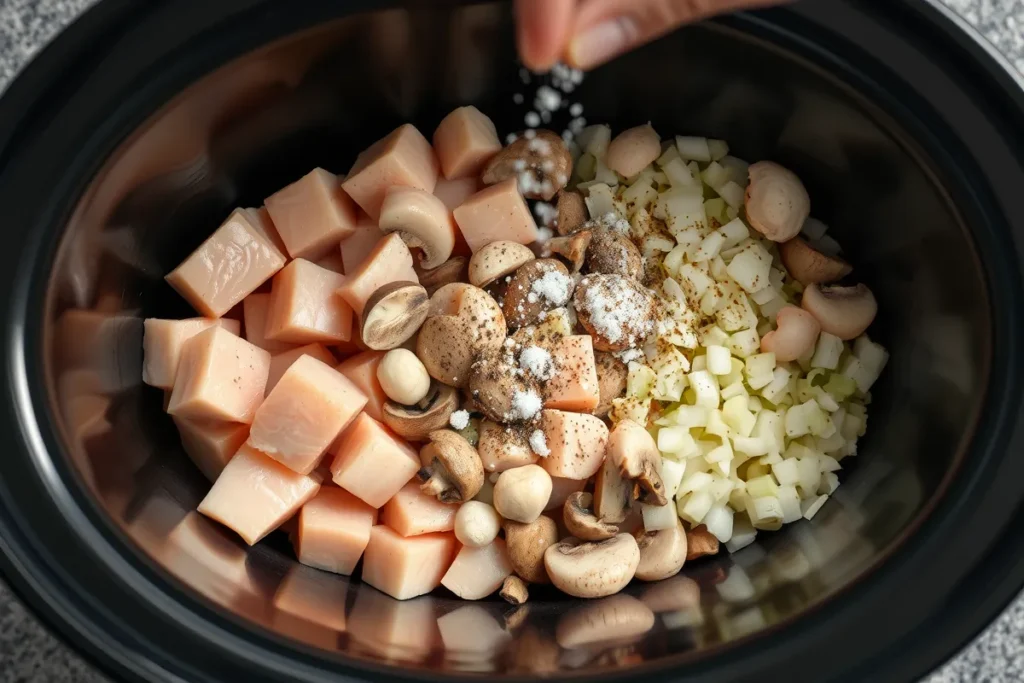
[520,346,554,381]
[616,348,645,364]
[582,282,654,346]
[449,410,470,431]
[529,270,572,307]
[529,429,550,457]
[507,389,543,422]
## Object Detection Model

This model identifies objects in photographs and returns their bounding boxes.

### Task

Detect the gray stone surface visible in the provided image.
[0,0,1023,681]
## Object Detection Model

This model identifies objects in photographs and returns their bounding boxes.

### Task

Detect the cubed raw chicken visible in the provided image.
[543,335,600,412]
[539,409,609,480]
[243,293,295,354]
[453,177,539,253]
[433,176,479,259]
[264,168,360,260]
[142,317,240,389]
[381,480,458,536]
[336,233,419,316]
[265,259,353,344]
[361,525,456,600]
[167,326,270,424]
[315,250,346,274]
[330,413,420,508]
[197,444,321,545]
[433,106,502,180]
[336,351,387,422]
[440,539,514,601]
[342,124,440,221]
[247,206,288,257]
[265,343,336,395]
[339,216,383,275]
[294,487,377,575]
[248,355,367,474]
[166,208,286,318]
[478,419,539,473]
[172,415,249,481]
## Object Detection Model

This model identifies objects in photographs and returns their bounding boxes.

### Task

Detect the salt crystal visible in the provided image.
[541,110,552,124]
[535,86,562,112]
[449,410,471,431]
[570,103,584,117]
[616,348,645,364]
[534,201,557,226]
[530,270,572,306]
[513,93,524,105]
[520,346,554,381]
[507,133,519,144]
[525,112,541,128]
[524,129,537,140]
[513,159,527,172]
[536,226,553,244]
[529,429,551,457]
[507,389,543,422]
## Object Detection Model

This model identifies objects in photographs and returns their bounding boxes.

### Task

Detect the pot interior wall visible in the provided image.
[42,2,986,676]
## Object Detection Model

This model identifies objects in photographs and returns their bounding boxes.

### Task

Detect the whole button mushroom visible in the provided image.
[556,189,588,236]
[545,230,592,274]
[503,259,574,330]
[361,282,430,350]
[555,594,655,650]
[605,124,661,179]
[379,186,456,270]
[469,241,536,289]
[801,283,878,340]
[418,429,485,503]
[779,237,853,285]
[468,350,541,424]
[381,384,459,441]
[417,283,506,387]
[543,534,641,599]
[760,306,822,362]
[607,419,667,506]
[633,516,688,582]
[482,130,573,201]
[745,161,811,243]
[505,516,559,584]
[584,229,643,280]
[377,349,432,405]
[563,492,618,541]
[686,525,721,561]
[455,500,501,548]
[493,464,552,524]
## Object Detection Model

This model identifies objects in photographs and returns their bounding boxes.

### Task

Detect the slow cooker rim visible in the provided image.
[0,1,1022,682]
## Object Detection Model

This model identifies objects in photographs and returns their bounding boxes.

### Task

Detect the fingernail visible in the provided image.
[569,17,639,69]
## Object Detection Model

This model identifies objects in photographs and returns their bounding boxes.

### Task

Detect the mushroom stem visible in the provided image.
[500,575,530,605]
[418,468,453,500]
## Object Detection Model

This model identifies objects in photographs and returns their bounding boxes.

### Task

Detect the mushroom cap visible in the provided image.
[361,281,430,350]
[607,419,667,506]
[493,464,552,524]
[779,237,852,285]
[584,229,643,280]
[685,524,721,561]
[801,283,878,340]
[555,594,655,649]
[454,500,501,548]
[468,349,541,423]
[417,283,506,387]
[593,352,628,418]
[564,492,618,541]
[503,259,574,330]
[745,161,811,242]
[556,189,589,236]
[605,124,661,179]
[634,516,688,582]
[505,516,559,584]
[419,429,485,503]
[594,454,632,523]
[468,240,535,289]
[573,274,657,352]
[543,534,641,599]
[482,130,572,201]
[760,305,822,362]
[545,230,592,273]
[382,384,459,441]
[415,257,468,296]
[379,186,456,269]
[500,575,530,605]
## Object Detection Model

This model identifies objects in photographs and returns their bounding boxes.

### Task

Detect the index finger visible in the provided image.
[515,0,577,72]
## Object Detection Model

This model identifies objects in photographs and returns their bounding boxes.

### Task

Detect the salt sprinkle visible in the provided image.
[529,429,551,457]
[507,389,543,422]
[507,132,519,145]
[534,201,558,226]
[449,410,471,431]
[513,93,524,105]
[583,283,654,345]
[535,85,562,112]
[524,129,537,140]
[616,348,645,364]
[520,346,555,381]
[536,226,554,244]
[570,103,584,117]
[525,111,541,128]
[530,270,573,306]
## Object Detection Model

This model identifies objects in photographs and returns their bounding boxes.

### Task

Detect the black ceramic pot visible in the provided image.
[1,1,1023,681]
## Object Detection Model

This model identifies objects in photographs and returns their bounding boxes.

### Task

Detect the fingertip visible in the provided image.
[515,0,576,72]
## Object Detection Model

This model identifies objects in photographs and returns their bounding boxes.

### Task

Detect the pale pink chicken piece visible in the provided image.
[348,581,441,659]
[453,178,539,253]
[265,259,353,344]
[247,206,288,257]
[142,317,240,389]
[198,444,321,545]
[440,539,514,601]
[433,176,479,259]
[339,216,383,275]
[330,413,420,508]
[294,487,377,575]
[336,351,387,422]
[544,335,600,412]
[342,124,440,221]
[544,476,587,511]
[539,409,609,480]
[380,480,458,536]
[243,293,295,354]
[166,208,286,318]
[265,343,336,395]
[315,250,346,274]
[433,106,502,180]
[265,168,360,260]
[167,326,270,424]
[172,415,249,481]
[248,355,367,474]
[379,186,457,269]
[361,525,456,600]
[336,233,419,316]
[478,420,539,474]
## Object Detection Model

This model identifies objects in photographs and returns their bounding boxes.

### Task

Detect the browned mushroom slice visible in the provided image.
[482,130,573,201]
[381,384,459,441]
[593,352,628,418]
[779,237,852,285]
[686,525,721,561]
[416,283,506,387]
[573,274,657,352]
[556,189,589,236]
[545,230,592,273]
[418,429,485,503]
[504,516,558,584]
[503,259,574,330]
[801,283,878,340]
[361,282,429,350]
[415,257,468,296]
[563,492,619,541]
[500,575,530,605]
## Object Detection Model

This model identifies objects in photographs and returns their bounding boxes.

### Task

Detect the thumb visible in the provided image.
[515,0,577,72]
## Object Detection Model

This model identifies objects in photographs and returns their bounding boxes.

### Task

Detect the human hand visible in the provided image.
[516,0,787,72]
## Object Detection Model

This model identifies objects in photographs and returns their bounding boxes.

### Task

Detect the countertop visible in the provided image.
[0,0,1023,681]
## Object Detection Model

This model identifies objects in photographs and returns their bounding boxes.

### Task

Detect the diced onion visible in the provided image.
[642,502,678,531]
[676,135,712,162]
[703,503,734,542]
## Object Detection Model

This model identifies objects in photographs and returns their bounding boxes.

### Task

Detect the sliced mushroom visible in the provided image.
[493,464,552,523]
[543,534,641,599]
[361,282,430,350]
[505,516,559,584]
[605,124,661,179]
[634,517,688,582]
[556,189,589,235]
[607,420,667,506]
[382,384,459,441]
[745,161,811,242]
[594,454,632,523]
[760,305,822,362]
[564,492,618,541]
[779,237,852,285]
[503,259,573,329]
[379,186,455,269]
[500,575,529,605]
[417,283,506,387]
[555,594,655,650]
[584,228,643,280]
[574,274,657,351]
[686,525,721,561]
[468,241,536,289]
[415,256,468,297]
[593,352,628,418]
[545,230,591,273]
[482,130,573,201]
[469,350,541,423]
[418,429,485,503]
[801,283,877,340]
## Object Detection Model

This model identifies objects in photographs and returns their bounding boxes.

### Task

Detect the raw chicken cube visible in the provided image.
[539,409,609,480]
[336,351,387,422]
[315,250,346,275]
[166,208,287,317]
[478,419,539,473]
[342,124,440,221]
[172,415,249,481]
[142,317,240,389]
[265,168,360,260]
[330,413,420,508]
[265,259,353,344]
[294,487,377,575]
[433,106,502,180]
[265,343,337,395]
[453,178,539,253]
[243,293,295,354]
[361,525,456,600]
[198,444,321,545]
[381,480,458,536]
[434,176,480,213]
[339,216,383,275]
[336,233,419,316]
[440,540,513,601]
[248,355,367,474]
[544,335,600,412]
[247,206,288,257]
[167,326,270,424]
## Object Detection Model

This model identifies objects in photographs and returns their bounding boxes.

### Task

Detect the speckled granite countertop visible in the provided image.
[0,0,1023,681]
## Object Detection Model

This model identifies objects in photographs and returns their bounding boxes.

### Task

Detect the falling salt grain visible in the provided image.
[535,85,562,113]
[449,410,471,431]
[530,429,551,457]
[525,112,541,128]
[513,93,524,105]
[570,103,584,117]
[534,201,558,227]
